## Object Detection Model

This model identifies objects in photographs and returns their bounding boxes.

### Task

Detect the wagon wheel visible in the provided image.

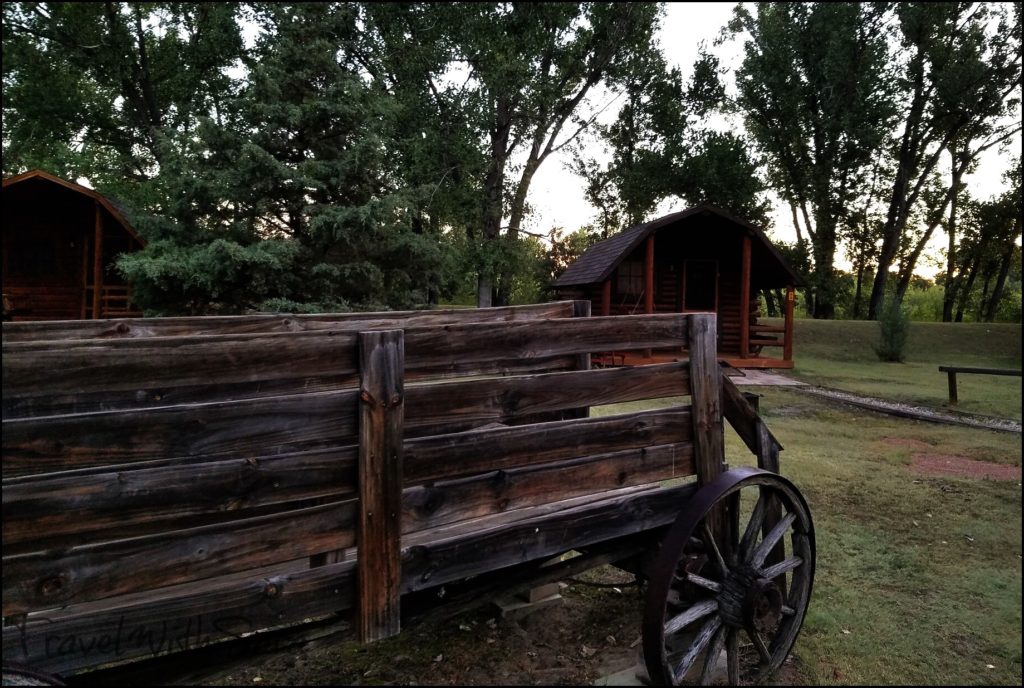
[642,466,815,685]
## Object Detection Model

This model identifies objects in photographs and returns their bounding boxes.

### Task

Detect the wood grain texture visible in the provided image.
[0,302,577,342]
[401,314,688,378]
[404,406,692,485]
[2,500,357,616]
[401,442,694,533]
[357,330,405,642]
[404,362,688,436]
[1,560,357,676]
[2,446,357,548]
[2,389,359,478]
[401,482,698,594]
[688,314,724,487]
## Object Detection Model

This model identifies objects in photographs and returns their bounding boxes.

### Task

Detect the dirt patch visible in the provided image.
[145,566,648,686]
[911,454,1022,481]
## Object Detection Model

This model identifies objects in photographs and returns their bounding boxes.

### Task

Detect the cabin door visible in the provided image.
[681,259,718,312]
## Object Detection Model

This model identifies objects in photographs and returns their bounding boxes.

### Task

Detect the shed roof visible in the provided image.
[2,169,145,246]
[553,204,802,288]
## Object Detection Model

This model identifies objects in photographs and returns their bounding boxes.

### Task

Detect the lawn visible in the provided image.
[764,318,1023,421]
[591,387,1023,685]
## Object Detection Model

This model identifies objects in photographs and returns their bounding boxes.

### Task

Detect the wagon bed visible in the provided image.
[2,302,814,685]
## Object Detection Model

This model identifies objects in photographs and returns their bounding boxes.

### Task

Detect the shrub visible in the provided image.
[873,296,911,362]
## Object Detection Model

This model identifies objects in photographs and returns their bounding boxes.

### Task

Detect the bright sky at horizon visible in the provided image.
[524,2,1022,279]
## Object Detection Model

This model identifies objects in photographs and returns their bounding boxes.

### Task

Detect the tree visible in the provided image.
[571,48,773,236]
[2,2,244,197]
[359,2,667,307]
[866,2,1022,319]
[729,2,896,319]
[119,3,450,314]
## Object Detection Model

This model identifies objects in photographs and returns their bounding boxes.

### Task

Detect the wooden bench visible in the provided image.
[938,365,1023,404]
[2,303,815,686]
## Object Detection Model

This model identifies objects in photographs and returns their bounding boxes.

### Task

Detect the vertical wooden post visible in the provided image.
[644,235,655,315]
[739,235,751,358]
[783,286,795,361]
[688,313,724,488]
[946,371,958,404]
[92,203,104,320]
[571,300,591,419]
[80,234,90,320]
[358,329,405,642]
[689,313,726,556]
[601,279,611,317]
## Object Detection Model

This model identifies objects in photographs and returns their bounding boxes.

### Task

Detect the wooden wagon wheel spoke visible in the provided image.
[664,599,718,635]
[747,627,772,664]
[738,490,767,562]
[702,521,730,576]
[642,468,816,686]
[750,512,796,569]
[699,625,728,685]
[726,627,740,685]
[672,615,722,683]
[761,556,803,580]
[685,572,722,593]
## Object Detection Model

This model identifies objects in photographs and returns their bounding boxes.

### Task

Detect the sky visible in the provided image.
[523,2,1021,278]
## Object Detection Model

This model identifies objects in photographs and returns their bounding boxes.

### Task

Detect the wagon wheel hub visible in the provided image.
[743,577,783,632]
[716,567,782,632]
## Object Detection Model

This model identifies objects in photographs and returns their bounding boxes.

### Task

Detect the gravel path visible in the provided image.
[792,385,1022,434]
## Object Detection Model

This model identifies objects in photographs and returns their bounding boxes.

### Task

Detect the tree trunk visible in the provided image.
[982,242,1015,322]
[941,159,966,322]
[852,258,865,319]
[953,256,979,322]
[477,96,513,308]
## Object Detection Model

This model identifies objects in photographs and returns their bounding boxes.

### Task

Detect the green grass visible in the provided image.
[766,318,1023,421]
[597,388,1023,685]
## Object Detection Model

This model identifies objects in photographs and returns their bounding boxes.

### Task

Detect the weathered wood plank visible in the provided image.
[2,500,358,617]
[2,446,357,548]
[720,376,782,459]
[401,482,698,594]
[688,314,724,486]
[2,330,361,416]
[405,406,692,484]
[1,560,357,676]
[0,302,577,342]
[2,389,359,478]
[357,330,405,642]
[688,313,727,559]
[402,442,694,533]
[404,362,689,435]
[401,314,688,378]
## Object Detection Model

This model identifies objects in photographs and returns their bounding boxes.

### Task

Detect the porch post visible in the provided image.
[739,234,751,358]
[644,234,654,314]
[92,202,104,320]
[783,285,795,361]
[601,279,611,316]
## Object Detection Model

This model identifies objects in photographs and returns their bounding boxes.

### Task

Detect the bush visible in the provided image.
[873,296,911,362]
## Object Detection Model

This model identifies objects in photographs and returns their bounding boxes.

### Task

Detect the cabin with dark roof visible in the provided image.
[2,170,145,321]
[552,205,801,368]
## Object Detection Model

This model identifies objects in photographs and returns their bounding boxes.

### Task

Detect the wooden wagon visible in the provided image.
[1,302,815,685]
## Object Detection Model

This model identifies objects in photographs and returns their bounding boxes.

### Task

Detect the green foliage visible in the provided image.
[873,297,911,362]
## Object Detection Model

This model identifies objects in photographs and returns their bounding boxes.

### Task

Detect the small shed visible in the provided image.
[553,204,801,368]
[2,169,145,321]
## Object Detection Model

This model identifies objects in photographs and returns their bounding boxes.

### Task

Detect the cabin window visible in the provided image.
[617,259,644,296]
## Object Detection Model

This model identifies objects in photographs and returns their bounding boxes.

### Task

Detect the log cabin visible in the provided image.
[552,204,802,368]
[2,169,145,321]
